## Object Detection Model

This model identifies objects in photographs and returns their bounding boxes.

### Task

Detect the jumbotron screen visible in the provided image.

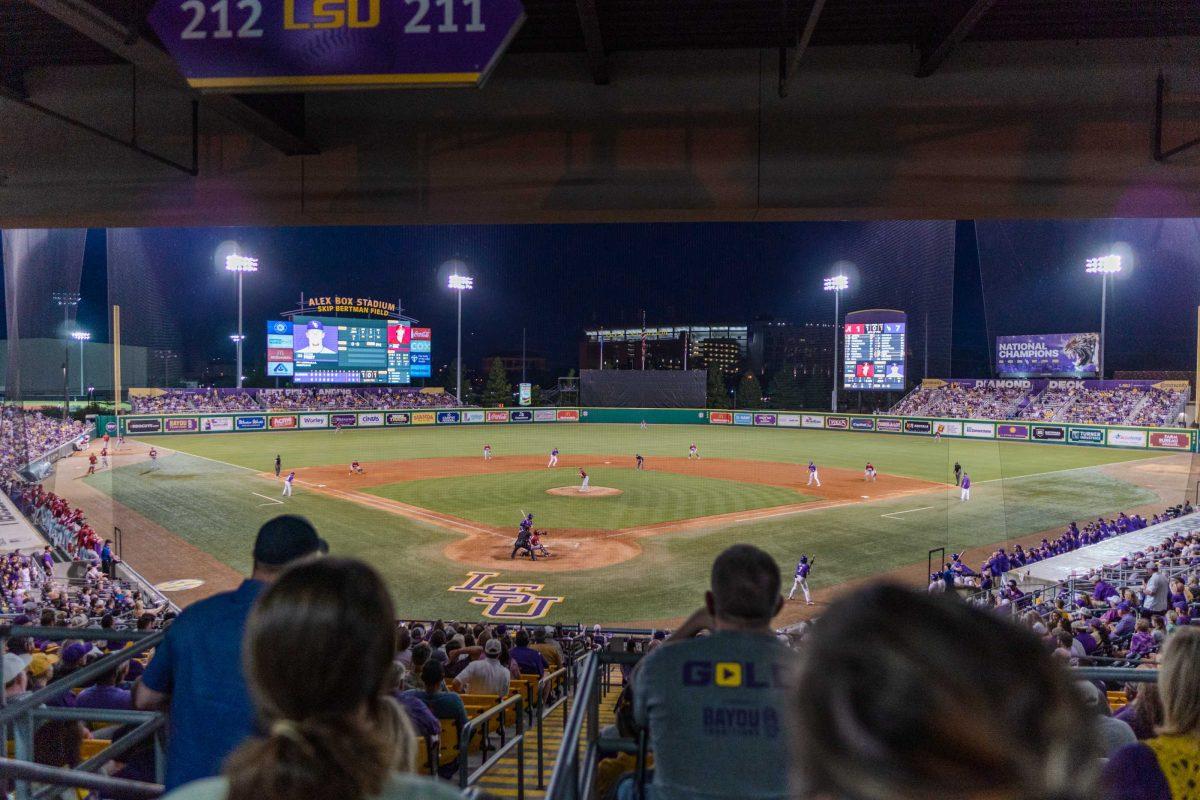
[843,309,906,391]
[265,316,432,384]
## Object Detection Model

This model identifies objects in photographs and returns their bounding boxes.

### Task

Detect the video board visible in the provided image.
[266,317,432,384]
[843,309,906,391]
[996,333,1099,378]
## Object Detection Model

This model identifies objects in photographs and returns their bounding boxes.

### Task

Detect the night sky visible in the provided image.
[35,218,1200,382]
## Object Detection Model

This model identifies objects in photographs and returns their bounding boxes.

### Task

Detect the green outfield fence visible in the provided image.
[94,407,1198,453]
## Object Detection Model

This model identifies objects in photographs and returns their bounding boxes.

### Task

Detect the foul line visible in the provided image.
[252,492,283,507]
[881,505,934,519]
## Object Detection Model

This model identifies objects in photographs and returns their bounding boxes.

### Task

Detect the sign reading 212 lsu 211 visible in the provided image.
[148,0,526,92]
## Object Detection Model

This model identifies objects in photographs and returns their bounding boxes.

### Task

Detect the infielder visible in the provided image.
[86,453,97,476]
[282,470,295,497]
[579,467,589,493]
[864,461,876,482]
[148,447,158,469]
[789,556,814,604]
[806,460,821,487]
[960,472,971,501]
[635,454,645,470]
[100,447,108,469]
[483,444,492,461]
[349,461,365,475]
[548,447,559,468]
[688,443,699,460]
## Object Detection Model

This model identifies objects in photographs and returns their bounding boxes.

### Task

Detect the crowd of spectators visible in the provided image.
[893,380,1189,427]
[0,409,89,473]
[130,388,461,414]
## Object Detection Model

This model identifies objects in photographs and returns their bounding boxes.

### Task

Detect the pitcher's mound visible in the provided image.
[546,486,623,497]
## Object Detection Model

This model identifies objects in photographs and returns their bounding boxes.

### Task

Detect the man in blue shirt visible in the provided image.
[133,515,327,790]
[623,544,792,800]
[510,630,548,677]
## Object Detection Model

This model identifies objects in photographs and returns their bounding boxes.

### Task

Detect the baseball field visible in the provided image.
[51,423,1190,625]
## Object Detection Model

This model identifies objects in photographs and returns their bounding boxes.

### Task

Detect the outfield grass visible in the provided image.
[364,468,812,529]
[74,425,1180,623]
[149,424,1156,485]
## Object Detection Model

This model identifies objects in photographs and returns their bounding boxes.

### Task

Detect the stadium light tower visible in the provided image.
[224,254,258,389]
[448,271,474,404]
[823,274,849,411]
[52,291,81,421]
[1085,254,1121,378]
[71,331,91,398]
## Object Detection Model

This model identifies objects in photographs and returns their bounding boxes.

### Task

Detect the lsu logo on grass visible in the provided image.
[449,572,564,620]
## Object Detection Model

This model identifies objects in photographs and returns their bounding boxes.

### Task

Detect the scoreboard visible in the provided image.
[266,316,432,384]
[843,310,906,391]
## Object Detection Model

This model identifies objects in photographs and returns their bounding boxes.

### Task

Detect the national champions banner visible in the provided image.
[996,333,1099,378]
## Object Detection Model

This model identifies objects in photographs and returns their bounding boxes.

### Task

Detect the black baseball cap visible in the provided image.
[253,515,328,567]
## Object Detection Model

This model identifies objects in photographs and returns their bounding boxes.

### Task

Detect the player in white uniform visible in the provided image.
[282,470,295,497]
[864,462,877,481]
[547,448,559,467]
[806,460,821,487]
[688,443,699,460]
[483,444,492,461]
[579,468,589,493]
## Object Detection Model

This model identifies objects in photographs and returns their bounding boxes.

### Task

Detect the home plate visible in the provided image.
[861,495,870,499]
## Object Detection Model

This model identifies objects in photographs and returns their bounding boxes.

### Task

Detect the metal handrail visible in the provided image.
[545,652,598,800]
[535,666,569,789]
[0,758,162,800]
[458,693,526,794]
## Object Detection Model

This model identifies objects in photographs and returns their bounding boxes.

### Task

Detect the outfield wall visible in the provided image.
[95,407,1197,453]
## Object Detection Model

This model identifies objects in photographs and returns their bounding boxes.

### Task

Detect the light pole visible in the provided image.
[823,274,848,411]
[224,254,258,389]
[71,331,90,398]
[52,291,81,421]
[229,335,246,386]
[448,272,474,403]
[1085,254,1121,378]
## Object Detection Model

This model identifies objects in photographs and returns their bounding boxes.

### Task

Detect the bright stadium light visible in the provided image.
[1085,254,1122,377]
[446,266,474,404]
[224,254,258,388]
[71,331,91,399]
[823,274,849,411]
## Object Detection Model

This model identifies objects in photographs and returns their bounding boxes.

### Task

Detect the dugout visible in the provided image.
[580,369,705,408]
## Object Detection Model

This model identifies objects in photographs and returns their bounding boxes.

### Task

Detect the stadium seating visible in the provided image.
[129,387,461,413]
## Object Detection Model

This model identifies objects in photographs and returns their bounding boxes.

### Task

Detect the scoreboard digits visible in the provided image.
[267,316,432,384]
[843,317,906,391]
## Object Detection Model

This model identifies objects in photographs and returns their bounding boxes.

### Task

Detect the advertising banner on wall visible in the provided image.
[709,411,733,425]
[164,418,198,432]
[436,411,461,424]
[1149,431,1192,449]
[412,412,436,425]
[126,418,162,434]
[996,333,1100,377]
[235,416,266,430]
[385,413,410,426]
[932,421,962,436]
[1107,429,1147,448]
[201,416,234,432]
[268,416,297,430]
[997,424,1029,440]
[299,414,329,429]
[556,409,580,422]
[462,410,486,424]
[330,414,357,428]
[1031,424,1065,441]
[849,418,875,431]
[486,411,509,423]
[734,412,754,426]
[876,418,902,432]
[825,416,849,430]
[1068,427,1104,445]
[903,420,932,434]
[534,409,557,422]
[776,414,801,428]
[801,414,825,429]
[753,414,777,426]
[358,413,385,427]
[963,422,995,439]
[510,410,533,423]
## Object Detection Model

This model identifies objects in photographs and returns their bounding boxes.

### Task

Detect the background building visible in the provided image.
[580,324,748,374]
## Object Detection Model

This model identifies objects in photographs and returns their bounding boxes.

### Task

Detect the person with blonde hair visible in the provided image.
[792,584,1098,800]
[162,557,459,800]
[1103,626,1200,800]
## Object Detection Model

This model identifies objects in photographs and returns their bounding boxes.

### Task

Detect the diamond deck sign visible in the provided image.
[148,0,525,91]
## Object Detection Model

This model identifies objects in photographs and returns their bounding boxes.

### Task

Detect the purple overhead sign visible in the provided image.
[996,333,1099,378]
[148,0,525,91]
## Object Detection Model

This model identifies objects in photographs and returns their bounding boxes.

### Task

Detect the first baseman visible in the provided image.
[806,460,821,487]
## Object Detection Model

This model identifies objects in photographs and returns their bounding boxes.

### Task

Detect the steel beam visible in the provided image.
[915,0,999,78]
[26,0,317,156]
[575,0,609,85]
[778,0,825,98]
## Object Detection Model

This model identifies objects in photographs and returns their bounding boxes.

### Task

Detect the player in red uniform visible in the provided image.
[86,453,97,475]
[864,462,877,482]
[349,461,365,475]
